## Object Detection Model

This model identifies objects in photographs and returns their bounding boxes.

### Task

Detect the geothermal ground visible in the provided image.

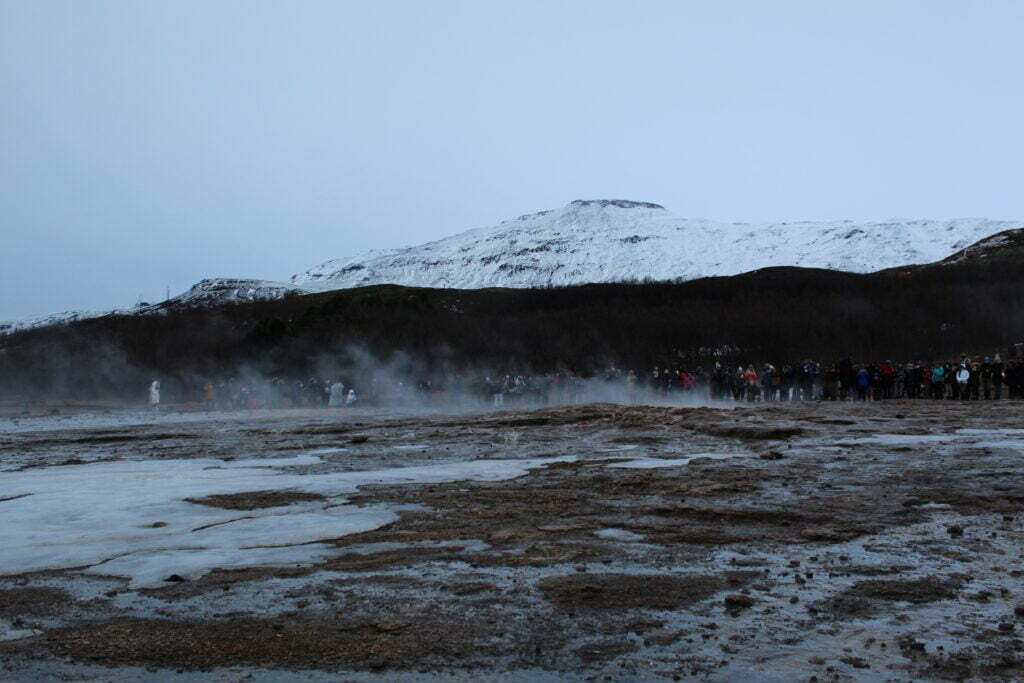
[2,401,1024,681]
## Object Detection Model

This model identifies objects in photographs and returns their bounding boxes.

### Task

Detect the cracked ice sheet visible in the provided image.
[0,454,575,588]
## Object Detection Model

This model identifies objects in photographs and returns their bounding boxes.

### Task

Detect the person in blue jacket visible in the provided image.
[855,366,870,401]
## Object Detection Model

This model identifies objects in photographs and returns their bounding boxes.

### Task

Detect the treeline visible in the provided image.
[2,259,1024,401]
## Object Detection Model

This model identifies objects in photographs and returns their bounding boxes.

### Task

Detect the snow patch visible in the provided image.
[0,453,575,588]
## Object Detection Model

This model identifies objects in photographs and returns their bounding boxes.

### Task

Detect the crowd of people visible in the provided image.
[147,351,1024,411]
[705,355,1023,402]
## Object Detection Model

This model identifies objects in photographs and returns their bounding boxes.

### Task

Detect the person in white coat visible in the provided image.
[346,388,357,406]
[149,381,161,412]
[956,364,970,400]
[328,381,345,408]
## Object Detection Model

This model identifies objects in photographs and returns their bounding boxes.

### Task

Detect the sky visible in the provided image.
[2,1,1023,320]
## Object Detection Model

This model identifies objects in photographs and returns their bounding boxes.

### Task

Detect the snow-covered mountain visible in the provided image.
[3,200,1020,334]
[0,279,302,335]
[291,200,1020,291]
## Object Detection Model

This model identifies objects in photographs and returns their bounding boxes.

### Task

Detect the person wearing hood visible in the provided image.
[149,380,161,412]
[967,359,981,400]
[346,388,357,406]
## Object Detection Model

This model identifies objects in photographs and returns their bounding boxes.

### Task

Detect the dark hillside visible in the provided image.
[2,251,1023,400]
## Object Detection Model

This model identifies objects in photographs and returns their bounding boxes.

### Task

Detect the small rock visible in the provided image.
[947,525,964,537]
[374,619,410,633]
[163,574,186,583]
[349,435,369,444]
[150,521,168,528]
[841,656,870,669]
[724,594,755,610]
[999,622,1015,632]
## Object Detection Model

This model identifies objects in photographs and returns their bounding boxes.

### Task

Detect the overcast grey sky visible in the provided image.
[2,1,1023,319]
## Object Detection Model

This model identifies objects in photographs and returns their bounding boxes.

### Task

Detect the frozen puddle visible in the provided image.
[0,619,41,642]
[847,431,1024,451]
[847,434,961,445]
[607,452,743,469]
[594,528,644,542]
[956,428,1024,436]
[0,453,575,588]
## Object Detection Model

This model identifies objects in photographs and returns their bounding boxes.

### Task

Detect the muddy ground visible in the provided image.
[3,400,1024,681]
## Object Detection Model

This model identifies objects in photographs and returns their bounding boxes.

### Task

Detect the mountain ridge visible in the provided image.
[2,200,1021,334]
[289,200,1020,292]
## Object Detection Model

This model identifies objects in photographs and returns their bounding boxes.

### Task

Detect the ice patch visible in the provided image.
[973,439,1024,451]
[956,429,1024,436]
[594,528,645,542]
[847,434,961,445]
[0,619,41,642]
[212,453,324,468]
[0,453,574,588]
[608,452,742,469]
[304,447,348,456]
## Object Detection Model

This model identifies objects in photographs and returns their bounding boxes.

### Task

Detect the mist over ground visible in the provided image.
[3,258,1023,404]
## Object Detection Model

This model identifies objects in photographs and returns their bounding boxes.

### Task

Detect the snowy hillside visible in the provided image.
[3,200,1020,334]
[292,200,1020,291]
[0,279,300,335]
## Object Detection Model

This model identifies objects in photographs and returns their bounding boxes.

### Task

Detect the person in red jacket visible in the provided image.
[743,365,759,402]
